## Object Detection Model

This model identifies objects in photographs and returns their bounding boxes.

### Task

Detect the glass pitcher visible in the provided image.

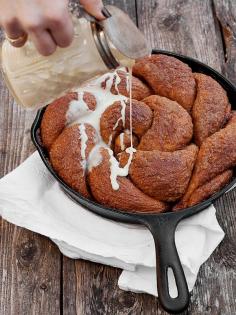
[0,5,150,110]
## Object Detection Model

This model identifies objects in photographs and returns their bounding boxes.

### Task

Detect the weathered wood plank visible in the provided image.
[0,30,61,314]
[190,1,236,314]
[188,188,236,315]
[69,0,137,23]
[213,0,236,83]
[103,0,137,23]
[63,259,144,315]
[63,1,141,315]
[137,1,236,314]
[0,221,61,315]
[64,257,170,315]
[136,0,224,71]
[63,1,235,315]
[0,1,234,315]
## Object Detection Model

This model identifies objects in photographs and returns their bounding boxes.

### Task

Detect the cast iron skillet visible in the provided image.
[31,50,236,314]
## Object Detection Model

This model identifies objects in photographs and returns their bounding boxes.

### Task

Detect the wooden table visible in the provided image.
[0,1,235,314]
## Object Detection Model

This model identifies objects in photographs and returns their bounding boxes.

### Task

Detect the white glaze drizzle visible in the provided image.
[129,68,133,148]
[79,123,88,170]
[126,72,130,93]
[67,72,127,133]
[108,115,123,147]
[66,68,134,191]
[88,144,103,172]
[120,99,127,126]
[108,134,113,148]
[114,73,121,93]
[108,146,136,190]
[66,91,92,124]
[107,73,127,147]
[120,133,125,151]
[114,72,126,127]
[105,73,115,92]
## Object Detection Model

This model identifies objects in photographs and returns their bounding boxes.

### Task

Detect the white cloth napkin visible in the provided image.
[0,152,225,297]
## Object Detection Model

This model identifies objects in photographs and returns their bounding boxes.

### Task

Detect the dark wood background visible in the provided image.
[0,0,235,314]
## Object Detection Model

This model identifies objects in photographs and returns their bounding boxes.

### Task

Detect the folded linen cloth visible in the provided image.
[0,152,225,297]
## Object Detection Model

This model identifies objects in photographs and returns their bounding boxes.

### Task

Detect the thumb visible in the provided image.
[80,0,105,20]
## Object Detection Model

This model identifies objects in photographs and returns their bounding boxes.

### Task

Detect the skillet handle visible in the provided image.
[142,214,190,314]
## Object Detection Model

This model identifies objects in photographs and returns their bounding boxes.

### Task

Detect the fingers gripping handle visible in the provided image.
[79,5,111,22]
[143,214,190,314]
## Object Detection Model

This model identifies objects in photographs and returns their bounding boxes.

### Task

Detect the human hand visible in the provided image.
[0,0,105,56]
[80,0,105,20]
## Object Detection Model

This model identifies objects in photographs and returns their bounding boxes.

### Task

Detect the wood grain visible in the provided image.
[213,0,236,83]
[0,30,61,315]
[63,259,143,315]
[64,1,235,314]
[0,0,235,314]
[62,2,140,315]
[189,197,236,315]
[0,221,61,315]
[103,0,137,23]
[136,0,225,71]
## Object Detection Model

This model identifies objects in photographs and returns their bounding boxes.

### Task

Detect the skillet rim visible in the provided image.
[31,49,236,223]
